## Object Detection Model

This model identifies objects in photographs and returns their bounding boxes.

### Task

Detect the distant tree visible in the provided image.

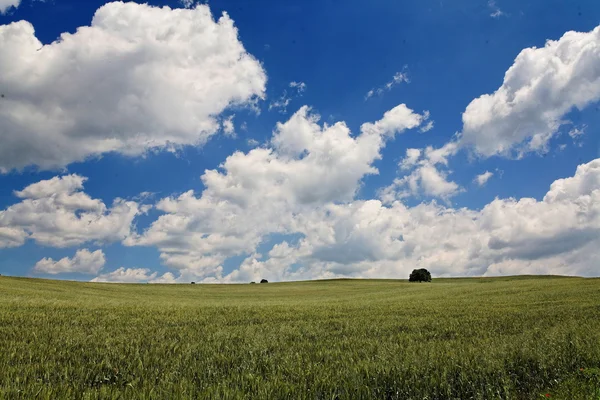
[191,282,196,285]
[250,282,256,284]
[409,269,432,283]
[260,279,269,284]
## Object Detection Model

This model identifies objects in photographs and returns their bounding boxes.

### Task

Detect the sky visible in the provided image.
[0,0,599,283]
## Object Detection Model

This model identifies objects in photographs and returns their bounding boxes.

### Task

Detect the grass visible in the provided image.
[0,275,599,399]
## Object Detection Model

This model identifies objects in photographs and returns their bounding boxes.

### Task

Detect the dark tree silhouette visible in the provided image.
[409,269,432,283]
[260,279,269,284]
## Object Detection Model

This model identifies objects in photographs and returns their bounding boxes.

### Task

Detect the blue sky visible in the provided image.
[0,0,599,282]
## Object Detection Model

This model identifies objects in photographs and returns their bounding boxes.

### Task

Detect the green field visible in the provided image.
[0,276,599,399]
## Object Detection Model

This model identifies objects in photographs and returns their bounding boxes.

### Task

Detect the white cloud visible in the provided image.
[289,81,307,93]
[568,125,586,146]
[380,166,461,203]
[400,148,422,170]
[179,0,195,8]
[0,226,28,248]
[92,267,156,283]
[380,141,462,202]
[225,158,600,282]
[568,125,586,139]
[488,0,505,18]
[544,159,600,203]
[474,171,494,186]
[123,83,600,284]
[269,81,307,113]
[360,104,428,138]
[246,138,259,147]
[34,249,106,275]
[3,9,599,285]
[151,272,179,284]
[213,242,309,283]
[269,95,292,113]
[417,164,462,198]
[423,141,459,166]
[222,115,236,137]
[419,120,435,133]
[0,2,266,171]
[365,69,410,100]
[127,104,429,277]
[0,174,142,247]
[0,0,20,14]
[460,25,600,157]
[90,267,177,283]
[14,174,90,200]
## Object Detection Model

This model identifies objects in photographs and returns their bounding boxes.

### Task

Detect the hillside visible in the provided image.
[0,276,599,399]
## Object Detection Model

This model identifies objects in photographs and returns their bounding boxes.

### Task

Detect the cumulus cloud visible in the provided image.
[91,267,176,283]
[0,174,141,247]
[34,249,106,275]
[400,148,422,170]
[381,24,600,196]
[222,158,600,282]
[0,2,266,171]
[222,115,236,137]
[119,87,600,282]
[360,104,429,138]
[474,171,494,186]
[365,69,410,100]
[544,160,600,202]
[380,142,462,202]
[136,157,600,282]
[0,0,20,14]
[126,104,430,278]
[0,226,28,249]
[460,25,600,157]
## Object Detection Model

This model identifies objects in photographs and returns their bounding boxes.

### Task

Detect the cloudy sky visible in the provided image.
[0,0,599,283]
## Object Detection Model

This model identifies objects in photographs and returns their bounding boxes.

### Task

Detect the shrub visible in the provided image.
[260,279,269,284]
[409,269,432,282]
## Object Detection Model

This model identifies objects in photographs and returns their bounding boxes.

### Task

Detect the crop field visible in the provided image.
[0,275,599,399]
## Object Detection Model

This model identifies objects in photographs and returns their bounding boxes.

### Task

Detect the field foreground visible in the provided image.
[0,276,599,399]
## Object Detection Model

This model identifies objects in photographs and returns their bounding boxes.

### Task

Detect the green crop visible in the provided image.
[0,275,598,399]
